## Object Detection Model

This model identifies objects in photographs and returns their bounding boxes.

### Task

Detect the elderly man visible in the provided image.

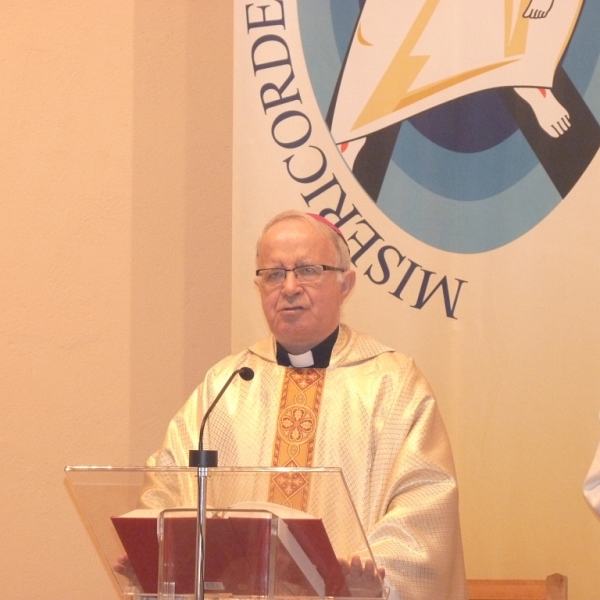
[142,210,467,600]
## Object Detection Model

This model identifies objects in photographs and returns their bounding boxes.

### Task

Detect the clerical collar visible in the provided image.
[276,327,339,368]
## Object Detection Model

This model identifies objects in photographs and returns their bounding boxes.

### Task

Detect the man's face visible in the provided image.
[255,219,355,354]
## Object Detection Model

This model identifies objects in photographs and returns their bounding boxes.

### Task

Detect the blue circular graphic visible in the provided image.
[298,0,600,253]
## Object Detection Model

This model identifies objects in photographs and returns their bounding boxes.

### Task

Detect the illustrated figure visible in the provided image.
[331,0,582,170]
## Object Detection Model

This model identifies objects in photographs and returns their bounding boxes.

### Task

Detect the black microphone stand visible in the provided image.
[188,450,216,600]
[188,367,254,600]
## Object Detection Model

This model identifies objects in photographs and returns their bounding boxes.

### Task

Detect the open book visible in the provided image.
[111,501,350,597]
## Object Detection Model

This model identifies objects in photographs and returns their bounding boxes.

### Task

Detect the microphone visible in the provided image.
[238,366,254,381]
[189,367,254,600]
[188,367,255,467]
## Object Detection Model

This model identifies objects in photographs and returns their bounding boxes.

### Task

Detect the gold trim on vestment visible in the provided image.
[269,368,325,511]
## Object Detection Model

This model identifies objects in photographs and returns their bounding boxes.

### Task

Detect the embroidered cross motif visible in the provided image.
[269,368,326,511]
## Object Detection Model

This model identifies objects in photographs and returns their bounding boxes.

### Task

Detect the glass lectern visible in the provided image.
[65,466,386,600]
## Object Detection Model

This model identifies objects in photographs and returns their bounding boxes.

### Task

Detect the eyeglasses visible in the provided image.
[255,264,345,285]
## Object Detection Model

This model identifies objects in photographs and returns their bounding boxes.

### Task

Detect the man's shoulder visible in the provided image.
[205,347,257,380]
[203,336,276,381]
[247,334,276,363]
[333,324,411,368]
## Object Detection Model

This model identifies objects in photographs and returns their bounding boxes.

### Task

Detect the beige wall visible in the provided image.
[1,1,598,599]
[0,2,231,597]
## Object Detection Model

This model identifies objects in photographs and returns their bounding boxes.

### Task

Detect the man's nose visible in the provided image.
[281,270,302,294]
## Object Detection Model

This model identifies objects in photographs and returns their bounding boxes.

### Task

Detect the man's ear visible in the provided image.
[340,269,356,300]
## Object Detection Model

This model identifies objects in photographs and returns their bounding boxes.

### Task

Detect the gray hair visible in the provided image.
[255,210,351,271]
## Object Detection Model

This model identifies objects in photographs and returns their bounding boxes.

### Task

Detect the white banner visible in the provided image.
[233,1,600,595]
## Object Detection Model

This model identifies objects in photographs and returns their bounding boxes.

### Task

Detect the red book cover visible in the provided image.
[111,509,349,597]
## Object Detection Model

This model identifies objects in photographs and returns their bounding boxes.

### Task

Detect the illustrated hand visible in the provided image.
[523,0,554,18]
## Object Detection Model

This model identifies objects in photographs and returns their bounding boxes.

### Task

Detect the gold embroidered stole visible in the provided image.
[269,368,326,511]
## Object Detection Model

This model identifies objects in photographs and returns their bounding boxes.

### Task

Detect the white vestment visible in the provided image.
[584,416,600,515]
[144,324,467,600]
